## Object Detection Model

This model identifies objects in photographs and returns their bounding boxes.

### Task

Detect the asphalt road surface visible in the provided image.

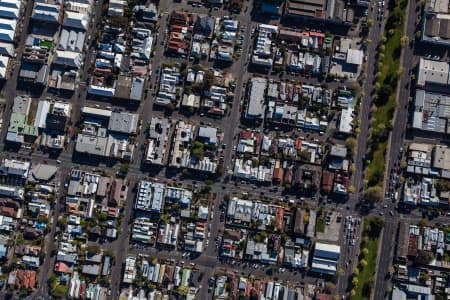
[373,0,421,298]
[338,2,390,297]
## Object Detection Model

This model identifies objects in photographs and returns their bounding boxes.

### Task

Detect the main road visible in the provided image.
[338,3,390,297]
[373,0,421,298]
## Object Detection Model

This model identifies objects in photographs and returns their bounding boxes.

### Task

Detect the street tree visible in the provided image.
[363,186,383,204]
[400,35,409,47]
[362,247,369,256]
[345,137,358,153]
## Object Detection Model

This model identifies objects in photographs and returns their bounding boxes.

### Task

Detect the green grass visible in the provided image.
[365,0,407,188]
[40,40,53,49]
[316,217,325,233]
[316,209,327,233]
[353,218,382,299]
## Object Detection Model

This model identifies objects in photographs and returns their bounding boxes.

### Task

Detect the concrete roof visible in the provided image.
[12,95,31,115]
[31,164,57,181]
[75,134,107,156]
[108,111,138,134]
[346,49,363,65]
[198,126,217,144]
[246,77,267,119]
[417,58,450,87]
[53,50,82,69]
[412,89,450,133]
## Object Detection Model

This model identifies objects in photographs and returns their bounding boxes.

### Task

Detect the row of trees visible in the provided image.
[364,0,408,201]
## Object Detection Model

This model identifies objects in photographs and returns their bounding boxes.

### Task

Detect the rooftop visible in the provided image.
[412,89,450,134]
[417,58,450,88]
[108,111,138,134]
[246,77,267,119]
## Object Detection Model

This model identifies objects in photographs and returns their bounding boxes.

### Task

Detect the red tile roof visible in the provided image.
[322,172,334,191]
[15,270,36,289]
[0,206,15,217]
[273,168,284,182]
[55,262,69,273]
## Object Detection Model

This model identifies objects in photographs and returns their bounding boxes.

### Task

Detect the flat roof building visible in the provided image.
[134,181,165,213]
[145,117,171,166]
[108,111,138,135]
[338,108,353,134]
[75,134,108,156]
[416,58,450,91]
[422,0,450,47]
[311,242,340,275]
[245,77,267,120]
[32,0,61,23]
[284,0,353,25]
[412,89,450,134]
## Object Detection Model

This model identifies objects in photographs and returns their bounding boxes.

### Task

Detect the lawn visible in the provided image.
[352,217,383,299]
[316,208,326,233]
[365,0,407,188]
[40,40,53,49]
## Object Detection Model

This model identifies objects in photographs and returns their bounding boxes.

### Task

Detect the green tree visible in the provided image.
[166,102,176,112]
[363,186,383,204]
[360,259,368,267]
[345,137,357,153]
[52,285,67,299]
[87,244,100,254]
[98,212,107,222]
[361,247,369,256]
[119,163,129,173]
[415,250,434,265]
[325,282,336,293]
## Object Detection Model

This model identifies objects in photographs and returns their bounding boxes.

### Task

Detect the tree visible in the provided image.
[325,282,336,293]
[166,102,176,112]
[367,18,374,27]
[416,250,434,265]
[352,82,361,92]
[353,268,360,276]
[363,186,383,204]
[345,137,357,153]
[351,289,356,297]
[418,219,427,227]
[435,179,450,192]
[360,259,368,268]
[362,247,369,256]
[337,268,345,276]
[297,150,311,162]
[87,244,100,254]
[366,217,384,238]
[415,31,422,40]
[119,163,129,174]
[98,212,107,222]
[352,277,359,286]
[348,185,355,194]
[52,285,67,299]
[420,271,430,282]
